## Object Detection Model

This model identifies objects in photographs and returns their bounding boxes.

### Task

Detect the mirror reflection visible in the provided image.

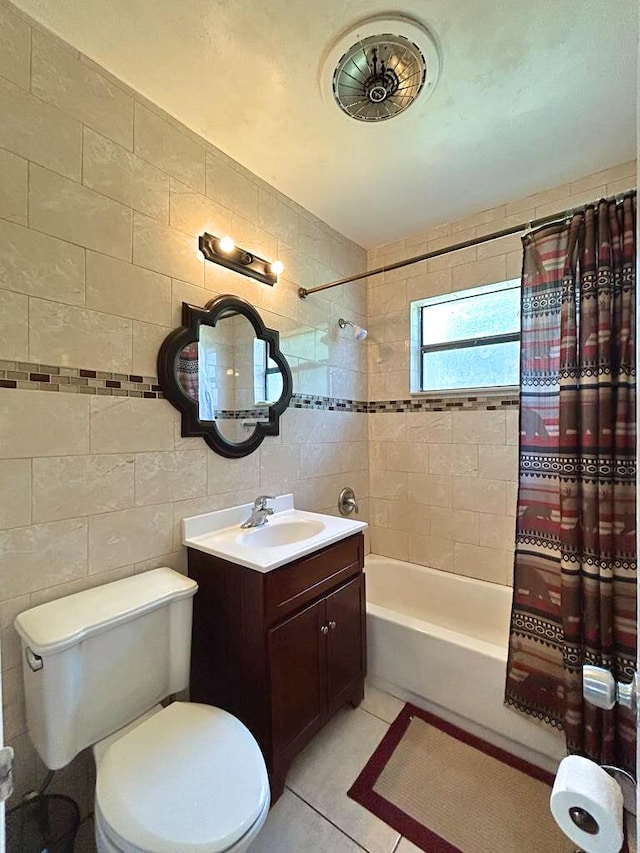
[175,310,285,444]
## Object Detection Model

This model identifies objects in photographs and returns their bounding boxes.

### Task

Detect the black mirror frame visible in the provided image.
[157,294,293,459]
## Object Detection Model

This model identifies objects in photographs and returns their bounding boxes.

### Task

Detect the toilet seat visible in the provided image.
[95,702,270,853]
[95,794,270,853]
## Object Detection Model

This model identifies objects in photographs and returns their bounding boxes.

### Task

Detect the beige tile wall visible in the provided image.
[365,160,636,586]
[0,0,368,806]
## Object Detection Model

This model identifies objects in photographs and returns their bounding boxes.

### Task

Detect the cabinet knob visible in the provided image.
[320,625,329,635]
[328,621,337,630]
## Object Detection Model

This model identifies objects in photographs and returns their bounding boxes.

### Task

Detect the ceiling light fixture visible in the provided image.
[198,232,283,286]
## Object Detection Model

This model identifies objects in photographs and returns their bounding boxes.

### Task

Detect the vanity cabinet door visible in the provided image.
[326,574,366,716]
[268,597,328,762]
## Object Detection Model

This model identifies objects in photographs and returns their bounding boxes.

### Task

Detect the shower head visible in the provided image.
[338,318,368,341]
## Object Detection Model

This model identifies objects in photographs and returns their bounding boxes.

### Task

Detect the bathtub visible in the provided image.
[365,554,565,772]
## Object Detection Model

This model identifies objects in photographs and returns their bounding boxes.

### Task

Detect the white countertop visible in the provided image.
[182,494,367,572]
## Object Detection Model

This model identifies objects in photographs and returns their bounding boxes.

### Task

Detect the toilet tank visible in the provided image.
[14,568,198,770]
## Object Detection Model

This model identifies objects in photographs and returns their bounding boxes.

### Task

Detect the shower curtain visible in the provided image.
[505,194,637,770]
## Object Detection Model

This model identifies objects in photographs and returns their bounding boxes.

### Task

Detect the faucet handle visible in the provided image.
[255,495,275,510]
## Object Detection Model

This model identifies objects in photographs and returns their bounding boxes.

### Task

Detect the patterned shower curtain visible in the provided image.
[505,194,637,770]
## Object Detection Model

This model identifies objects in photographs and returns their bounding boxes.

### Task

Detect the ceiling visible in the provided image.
[13,0,637,248]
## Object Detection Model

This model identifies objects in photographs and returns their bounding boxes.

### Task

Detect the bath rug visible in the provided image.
[347,703,576,853]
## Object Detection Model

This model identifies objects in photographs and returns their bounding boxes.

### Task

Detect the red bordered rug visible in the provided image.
[347,703,577,853]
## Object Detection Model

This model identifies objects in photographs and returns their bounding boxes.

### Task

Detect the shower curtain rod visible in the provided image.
[297,189,636,299]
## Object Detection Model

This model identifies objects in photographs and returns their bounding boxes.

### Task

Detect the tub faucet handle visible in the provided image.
[338,487,358,516]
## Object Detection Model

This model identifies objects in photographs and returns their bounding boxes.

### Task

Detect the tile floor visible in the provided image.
[73,682,638,853]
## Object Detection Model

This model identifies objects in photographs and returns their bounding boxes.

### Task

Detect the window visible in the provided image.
[253,339,284,404]
[410,279,520,393]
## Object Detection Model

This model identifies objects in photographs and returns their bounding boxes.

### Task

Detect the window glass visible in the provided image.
[411,279,521,393]
[422,340,520,391]
[421,285,520,346]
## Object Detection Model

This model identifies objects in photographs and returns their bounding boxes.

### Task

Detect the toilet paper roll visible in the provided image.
[550,755,624,853]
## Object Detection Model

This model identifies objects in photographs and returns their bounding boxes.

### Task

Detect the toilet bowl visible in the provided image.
[93,702,270,853]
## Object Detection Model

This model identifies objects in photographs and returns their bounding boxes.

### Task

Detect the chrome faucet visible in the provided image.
[240,495,275,529]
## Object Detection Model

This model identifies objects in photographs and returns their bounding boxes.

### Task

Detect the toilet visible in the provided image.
[14,568,270,853]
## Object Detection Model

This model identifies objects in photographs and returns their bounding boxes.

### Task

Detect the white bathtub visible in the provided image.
[365,554,565,772]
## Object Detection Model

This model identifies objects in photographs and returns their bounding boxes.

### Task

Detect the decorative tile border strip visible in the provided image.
[291,393,369,413]
[0,361,519,412]
[0,360,164,398]
[367,394,520,413]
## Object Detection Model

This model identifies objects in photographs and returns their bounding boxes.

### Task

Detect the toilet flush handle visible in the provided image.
[25,647,43,672]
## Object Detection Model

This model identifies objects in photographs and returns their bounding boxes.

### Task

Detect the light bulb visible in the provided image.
[217,236,235,254]
[270,260,284,276]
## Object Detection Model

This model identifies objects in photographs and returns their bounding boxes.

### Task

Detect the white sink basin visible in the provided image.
[182,494,367,572]
[239,519,325,548]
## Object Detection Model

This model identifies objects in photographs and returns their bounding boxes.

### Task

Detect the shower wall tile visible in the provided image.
[453,476,506,515]
[205,152,258,222]
[478,513,516,551]
[134,102,205,192]
[454,542,511,584]
[0,289,28,361]
[0,390,90,459]
[0,594,29,673]
[0,459,31,530]
[0,2,30,89]
[32,454,135,522]
[31,31,134,149]
[133,212,204,285]
[452,411,506,445]
[408,533,454,572]
[451,255,507,291]
[478,445,519,481]
[132,320,171,376]
[28,566,136,608]
[428,444,477,477]
[0,517,88,599]
[89,397,175,454]
[83,127,169,222]
[134,450,207,506]
[169,178,232,238]
[29,297,133,372]
[0,148,27,225]
[88,503,174,572]
[0,219,85,306]
[86,251,172,326]
[29,165,132,260]
[0,77,82,180]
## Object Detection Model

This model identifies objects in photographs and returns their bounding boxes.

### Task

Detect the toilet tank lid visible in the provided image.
[15,568,198,656]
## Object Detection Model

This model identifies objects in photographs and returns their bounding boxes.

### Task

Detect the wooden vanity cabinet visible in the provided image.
[187,532,366,801]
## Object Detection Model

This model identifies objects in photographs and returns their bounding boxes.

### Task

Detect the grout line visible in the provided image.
[284,787,373,852]
[359,704,397,726]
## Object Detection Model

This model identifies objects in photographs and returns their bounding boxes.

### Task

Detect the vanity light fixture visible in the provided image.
[198,232,284,286]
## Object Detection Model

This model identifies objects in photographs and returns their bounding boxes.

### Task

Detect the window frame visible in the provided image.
[409,279,521,396]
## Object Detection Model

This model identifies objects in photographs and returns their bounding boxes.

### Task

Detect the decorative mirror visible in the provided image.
[157,295,293,458]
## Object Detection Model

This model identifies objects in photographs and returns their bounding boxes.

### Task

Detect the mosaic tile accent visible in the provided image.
[0,360,164,398]
[366,394,520,413]
[0,361,519,412]
[291,393,369,413]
